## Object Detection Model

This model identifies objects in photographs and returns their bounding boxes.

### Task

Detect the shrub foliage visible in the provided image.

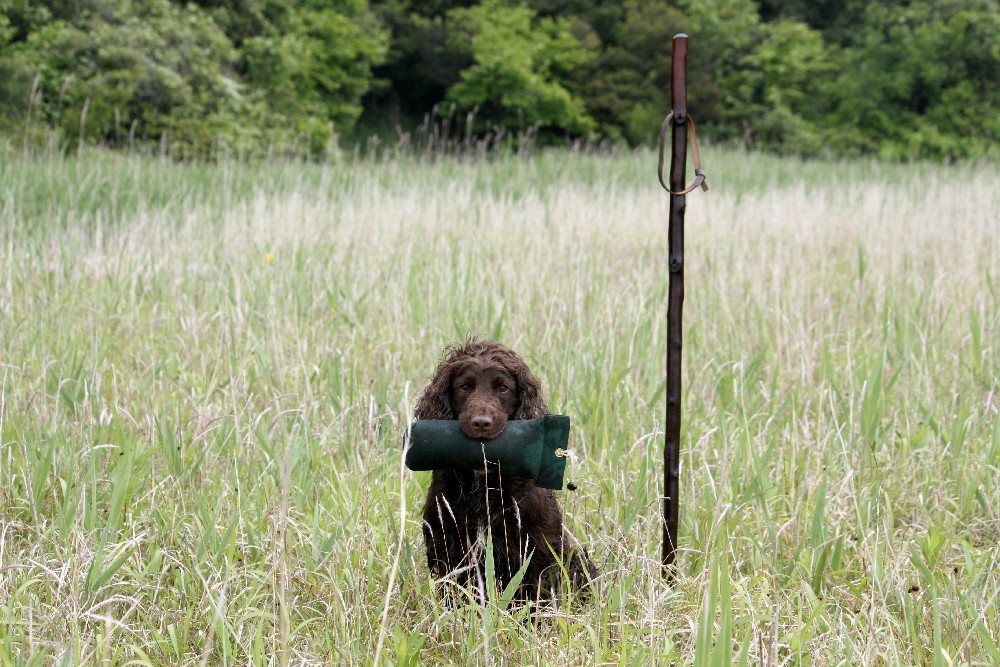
[1,0,996,157]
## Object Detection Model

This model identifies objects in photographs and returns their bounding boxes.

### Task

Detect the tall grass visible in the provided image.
[0,146,997,665]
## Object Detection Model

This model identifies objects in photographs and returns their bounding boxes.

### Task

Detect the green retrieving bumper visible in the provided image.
[404,415,571,490]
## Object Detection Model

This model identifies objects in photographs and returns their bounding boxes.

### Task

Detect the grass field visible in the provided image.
[1,146,997,665]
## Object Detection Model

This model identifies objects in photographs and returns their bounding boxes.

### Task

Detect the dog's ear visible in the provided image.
[415,362,455,420]
[511,357,548,420]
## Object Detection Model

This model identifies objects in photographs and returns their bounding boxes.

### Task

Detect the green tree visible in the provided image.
[365,0,473,127]
[567,0,686,144]
[739,20,836,154]
[236,0,388,148]
[3,0,995,158]
[756,0,876,45]
[444,0,595,139]
[828,0,999,158]
[10,1,242,153]
[1,0,387,156]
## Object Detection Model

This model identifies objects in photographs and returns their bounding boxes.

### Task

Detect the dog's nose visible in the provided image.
[470,415,493,431]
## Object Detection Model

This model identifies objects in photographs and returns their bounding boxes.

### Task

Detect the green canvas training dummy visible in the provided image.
[404,415,571,490]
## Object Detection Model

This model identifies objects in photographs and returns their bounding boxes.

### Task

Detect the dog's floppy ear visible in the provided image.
[510,356,548,420]
[415,363,454,420]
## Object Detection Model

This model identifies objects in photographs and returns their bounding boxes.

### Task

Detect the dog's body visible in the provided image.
[415,340,595,604]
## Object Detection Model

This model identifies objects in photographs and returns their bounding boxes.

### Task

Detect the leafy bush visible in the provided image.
[827,0,999,159]
[0,0,996,158]
[444,0,595,140]
[1,0,386,156]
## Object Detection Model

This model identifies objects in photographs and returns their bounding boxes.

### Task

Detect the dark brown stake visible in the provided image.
[660,33,707,577]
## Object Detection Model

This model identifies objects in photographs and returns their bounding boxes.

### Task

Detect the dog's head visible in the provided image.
[415,340,548,438]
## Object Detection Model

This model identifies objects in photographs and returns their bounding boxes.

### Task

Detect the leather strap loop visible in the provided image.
[658,112,709,196]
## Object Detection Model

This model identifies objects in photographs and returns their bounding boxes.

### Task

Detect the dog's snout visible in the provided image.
[470,415,493,431]
[459,408,503,439]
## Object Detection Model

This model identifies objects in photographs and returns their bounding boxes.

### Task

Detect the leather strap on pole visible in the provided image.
[657,112,709,195]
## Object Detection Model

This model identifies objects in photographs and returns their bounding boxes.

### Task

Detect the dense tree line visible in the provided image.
[1,0,996,158]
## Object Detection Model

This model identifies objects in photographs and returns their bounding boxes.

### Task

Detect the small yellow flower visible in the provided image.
[264,251,275,264]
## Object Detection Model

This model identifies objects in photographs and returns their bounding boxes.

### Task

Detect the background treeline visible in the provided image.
[1,0,996,159]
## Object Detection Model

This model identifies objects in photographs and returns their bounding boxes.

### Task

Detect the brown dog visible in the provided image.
[414,339,596,605]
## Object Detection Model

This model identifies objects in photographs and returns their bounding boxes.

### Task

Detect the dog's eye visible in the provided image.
[497,384,509,393]
[458,384,472,392]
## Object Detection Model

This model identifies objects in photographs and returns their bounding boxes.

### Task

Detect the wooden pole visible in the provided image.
[663,33,688,576]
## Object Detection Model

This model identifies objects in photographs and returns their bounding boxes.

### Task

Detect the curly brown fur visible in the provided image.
[415,339,596,605]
